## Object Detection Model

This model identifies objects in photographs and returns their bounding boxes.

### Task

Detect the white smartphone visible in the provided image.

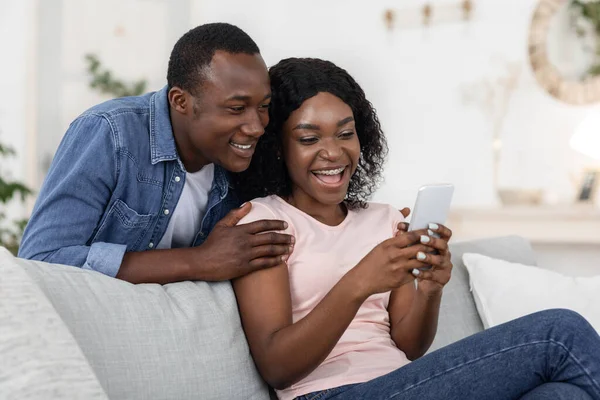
[408,183,454,237]
[408,184,454,270]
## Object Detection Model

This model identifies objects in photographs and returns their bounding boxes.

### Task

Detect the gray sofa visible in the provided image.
[0,236,536,400]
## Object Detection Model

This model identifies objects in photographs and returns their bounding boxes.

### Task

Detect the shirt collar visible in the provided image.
[149,85,230,197]
[149,85,178,164]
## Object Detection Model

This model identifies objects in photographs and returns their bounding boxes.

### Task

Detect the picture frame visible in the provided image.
[577,168,600,203]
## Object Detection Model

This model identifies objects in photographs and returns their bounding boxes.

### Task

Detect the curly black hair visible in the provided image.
[234,58,388,209]
[167,23,260,95]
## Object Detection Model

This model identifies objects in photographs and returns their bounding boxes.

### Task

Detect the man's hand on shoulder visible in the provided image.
[193,203,295,281]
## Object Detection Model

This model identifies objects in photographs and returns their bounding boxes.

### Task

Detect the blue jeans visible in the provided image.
[295,309,600,400]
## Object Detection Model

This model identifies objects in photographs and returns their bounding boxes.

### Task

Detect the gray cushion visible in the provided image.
[428,235,536,352]
[4,250,269,400]
[0,247,108,400]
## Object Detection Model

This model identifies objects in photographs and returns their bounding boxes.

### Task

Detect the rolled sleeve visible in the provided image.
[82,242,127,278]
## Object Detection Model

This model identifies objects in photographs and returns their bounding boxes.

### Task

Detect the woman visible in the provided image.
[233,58,600,400]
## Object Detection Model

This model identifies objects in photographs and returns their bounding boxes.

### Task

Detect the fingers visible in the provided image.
[246,256,287,272]
[242,219,289,234]
[412,261,452,282]
[389,230,428,246]
[250,244,293,261]
[401,259,430,271]
[395,222,409,235]
[217,202,253,227]
[417,234,449,254]
[250,231,295,246]
[394,208,411,236]
[414,251,445,268]
[412,268,436,281]
[411,250,453,284]
[427,223,452,241]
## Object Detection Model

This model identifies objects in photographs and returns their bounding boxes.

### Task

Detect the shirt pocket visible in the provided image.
[92,199,154,250]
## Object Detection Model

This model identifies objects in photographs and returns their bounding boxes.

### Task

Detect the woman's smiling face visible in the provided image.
[282,92,361,207]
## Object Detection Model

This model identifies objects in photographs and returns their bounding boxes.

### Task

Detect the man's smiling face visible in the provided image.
[170,50,271,173]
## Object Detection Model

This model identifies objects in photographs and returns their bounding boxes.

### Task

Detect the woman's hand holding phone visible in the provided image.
[394,183,455,293]
[411,224,454,294]
[348,231,432,297]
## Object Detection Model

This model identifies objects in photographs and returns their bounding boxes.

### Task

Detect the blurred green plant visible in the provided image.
[85,53,147,97]
[570,0,600,77]
[0,142,33,255]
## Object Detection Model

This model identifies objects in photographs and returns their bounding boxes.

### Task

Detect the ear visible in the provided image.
[168,87,191,115]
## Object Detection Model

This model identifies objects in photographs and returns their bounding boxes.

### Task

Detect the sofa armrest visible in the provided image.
[0,247,108,399]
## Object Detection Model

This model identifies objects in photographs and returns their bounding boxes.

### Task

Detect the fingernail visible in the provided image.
[288,245,293,253]
[282,255,289,262]
[420,235,430,244]
[417,251,427,261]
[290,236,295,244]
[240,202,248,208]
[429,223,439,230]
[427,229,434,236]
[283,222,288,229]
[412,269,421,276]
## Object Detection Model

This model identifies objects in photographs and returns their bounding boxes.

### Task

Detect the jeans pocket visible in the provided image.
[92,199,154,250]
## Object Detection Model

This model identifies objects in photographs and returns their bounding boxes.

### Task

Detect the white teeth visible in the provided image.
[230,142,251,150]
[313,167,345,175]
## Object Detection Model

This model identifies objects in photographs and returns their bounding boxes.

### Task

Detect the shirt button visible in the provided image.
[199,232,205,237]
[148,242,154,248]
[174,176,181,182]
[164,209,170,215]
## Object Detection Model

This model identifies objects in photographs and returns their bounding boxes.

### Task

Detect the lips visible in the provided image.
[311,166,347,185]
[229,140,255,158]
[229,141,252,150]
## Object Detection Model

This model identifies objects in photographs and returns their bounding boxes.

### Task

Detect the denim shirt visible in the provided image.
[19,86,239,277]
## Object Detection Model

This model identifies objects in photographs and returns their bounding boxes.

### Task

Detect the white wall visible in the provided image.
[7,0,599,215]
[35,0,191,179]
[193,0,597,209]
[0,0,36,220]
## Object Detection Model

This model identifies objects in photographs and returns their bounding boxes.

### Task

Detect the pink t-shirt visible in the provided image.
[238,195,411,400]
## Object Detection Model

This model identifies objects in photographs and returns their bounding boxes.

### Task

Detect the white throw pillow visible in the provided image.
[463,253,600,332]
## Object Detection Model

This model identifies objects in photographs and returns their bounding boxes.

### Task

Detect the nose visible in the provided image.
[319,138,343,161]
[241,110,267,138]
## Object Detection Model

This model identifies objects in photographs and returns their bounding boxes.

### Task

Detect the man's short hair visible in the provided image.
[167,23,260,95]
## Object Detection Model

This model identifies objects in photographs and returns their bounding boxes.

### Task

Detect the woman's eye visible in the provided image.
[229,106,245,113]
[299,137,318,145]
[259,103,270,110]
[339,131,355,139]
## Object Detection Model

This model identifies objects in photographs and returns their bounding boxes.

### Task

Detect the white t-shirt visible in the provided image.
[157,163,214,249]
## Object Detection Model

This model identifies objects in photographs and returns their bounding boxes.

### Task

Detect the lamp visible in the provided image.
[570,112,600,202]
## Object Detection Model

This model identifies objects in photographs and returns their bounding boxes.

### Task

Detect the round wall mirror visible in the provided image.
[528,0,600,104]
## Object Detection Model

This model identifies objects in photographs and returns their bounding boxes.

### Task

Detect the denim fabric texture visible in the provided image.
[19,86,239,277]
[295,310,600,400]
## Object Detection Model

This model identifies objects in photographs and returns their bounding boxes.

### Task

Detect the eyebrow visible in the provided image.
[337,116,355,127]
[293,116,354,131]
[226,94,272,102]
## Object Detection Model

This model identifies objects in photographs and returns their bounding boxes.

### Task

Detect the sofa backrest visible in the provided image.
[1,249,270,400]
[0,235,536,398]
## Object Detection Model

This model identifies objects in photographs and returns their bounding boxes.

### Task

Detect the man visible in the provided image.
[19,23,294,284]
